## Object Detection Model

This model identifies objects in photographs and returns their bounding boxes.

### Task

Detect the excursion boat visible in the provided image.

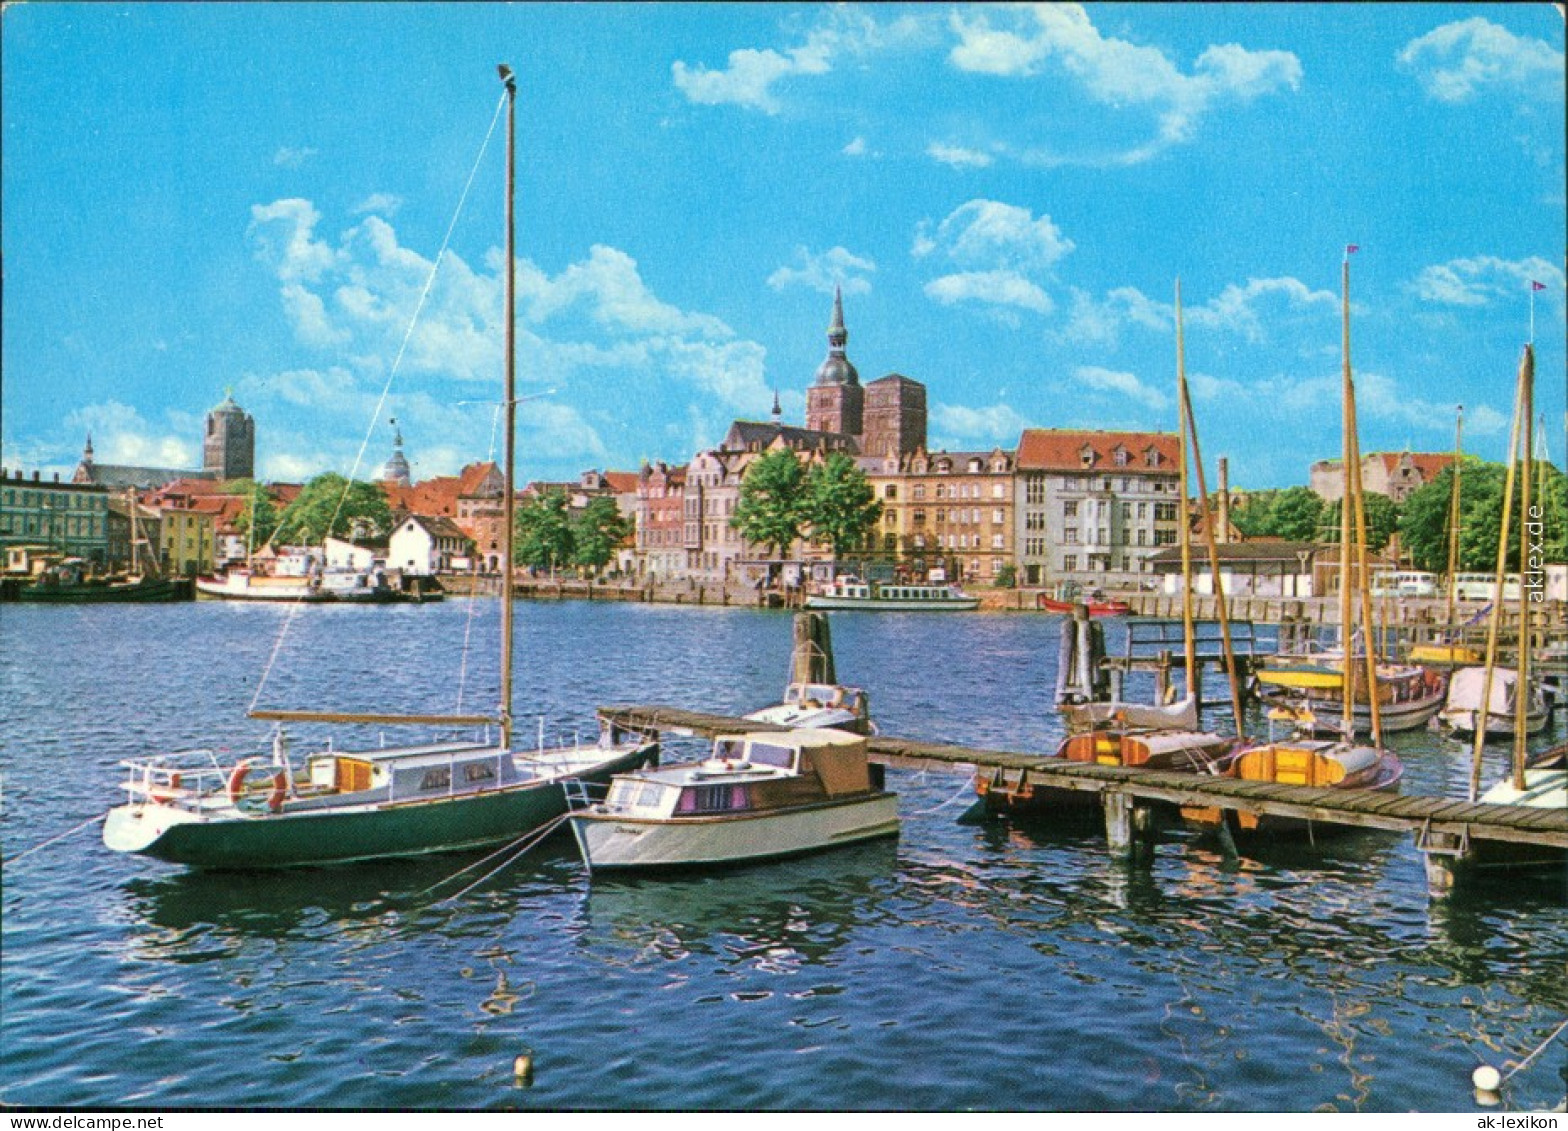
[806,576,979,612]
[195,568,400,603]
[745,681,874,735]
[1439,666,1551,739]
[568,728,899,872]
[102,65,659,870]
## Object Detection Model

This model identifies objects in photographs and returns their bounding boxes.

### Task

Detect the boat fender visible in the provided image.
[267,772,288,813]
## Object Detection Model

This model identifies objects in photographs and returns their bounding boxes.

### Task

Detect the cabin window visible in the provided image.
[678,784,748,813]
[748,742,794,768]
[463,762,497,784]
[420,767,452,791]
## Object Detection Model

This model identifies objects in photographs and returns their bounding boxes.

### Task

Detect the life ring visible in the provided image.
[227,759,288,812]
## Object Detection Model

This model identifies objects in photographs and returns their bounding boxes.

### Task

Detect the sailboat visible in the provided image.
[977,281,1241,818]
[1410,406,1480,667]
[102,66,658,869]
[1475,346,1566,854]
[1184,253,1402,837]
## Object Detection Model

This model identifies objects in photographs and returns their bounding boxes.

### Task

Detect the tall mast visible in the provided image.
[1512,351,1534,790]
[499,63,517,751]
[1443,405,1463,649]
[1175,280,1197,698]
[1339,254,1355,739]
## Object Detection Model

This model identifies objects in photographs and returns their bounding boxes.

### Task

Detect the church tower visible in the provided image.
[805,287,863,438]
[380,421,412,486]
[204,390,255,480]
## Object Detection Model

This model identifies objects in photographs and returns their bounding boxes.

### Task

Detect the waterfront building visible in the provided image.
[1014,429,1183,588]
[1309,450,1455,504]
[682,448,748,583]
[156,503,216,577]
[0,468,111,566]
[636,461,686,580]
[894,448,1016,583]
[107,496,162,572]
[389,514,474,576]
[1149,540,1319,597]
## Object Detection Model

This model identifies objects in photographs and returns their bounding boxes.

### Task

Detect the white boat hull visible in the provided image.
[805,596,978,611]
[571,793,899,871]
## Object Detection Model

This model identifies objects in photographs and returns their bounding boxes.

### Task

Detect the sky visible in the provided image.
[2,3,1564,490]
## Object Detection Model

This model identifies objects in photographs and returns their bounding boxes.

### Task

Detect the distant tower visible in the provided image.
[380,421,412,486]
[71,434,96,484]
[770,390,782,428]
[204,389,255,480]
[805,286,863,438]
[863,375,927,459]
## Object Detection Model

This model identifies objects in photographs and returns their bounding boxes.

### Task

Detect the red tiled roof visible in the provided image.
[457,461,501,496]
[1374,452,1455,479]
[1016,429,1180,471]
[602,470,640,494]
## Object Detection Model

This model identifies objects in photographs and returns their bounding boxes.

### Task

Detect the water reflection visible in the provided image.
[575,840,899,971]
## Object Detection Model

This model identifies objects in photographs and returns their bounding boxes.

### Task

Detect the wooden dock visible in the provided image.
[600,704,1567,898]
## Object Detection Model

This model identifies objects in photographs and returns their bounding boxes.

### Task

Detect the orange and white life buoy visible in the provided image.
[227,760,288,812]
[266,771,287,813]
[227,759,257,804]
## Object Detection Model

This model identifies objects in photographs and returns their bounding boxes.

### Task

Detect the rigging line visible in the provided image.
[456,398,505,715]
[249,89,509,714]
[1502,1016,1568,1080]
[3,813,105,867]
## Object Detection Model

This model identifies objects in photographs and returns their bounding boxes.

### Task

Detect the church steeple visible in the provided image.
[771,390,782,426]
[83,433,94,464]
[806,286,864,438]
[812,285,860,388]
[380,418,412,486]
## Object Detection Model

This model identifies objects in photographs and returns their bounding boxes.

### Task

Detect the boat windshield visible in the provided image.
[747,741,795,769]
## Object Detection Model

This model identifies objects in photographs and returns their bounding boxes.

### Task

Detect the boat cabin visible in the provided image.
[781,682,865,714]
[595,729,878,821]
[292,740,533,806]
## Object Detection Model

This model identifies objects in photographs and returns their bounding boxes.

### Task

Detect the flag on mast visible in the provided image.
[1531,280,1547,291]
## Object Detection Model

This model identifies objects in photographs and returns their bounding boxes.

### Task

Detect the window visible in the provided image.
[913,484,926,500]
[1063,501,1078,518]
[935,484,947,500]
[1026,478,1046,504]
[884,485,897,499]
[1114,447,1128,466]
[1065,528,1079,545]
[1064,555,1078,572]
[420,768,452,791]
[992,534,1004,549]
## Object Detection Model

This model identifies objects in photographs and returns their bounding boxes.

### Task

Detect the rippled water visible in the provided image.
[2,600,1565,1111]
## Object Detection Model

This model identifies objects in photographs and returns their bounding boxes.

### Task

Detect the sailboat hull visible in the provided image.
[104,742,654,869]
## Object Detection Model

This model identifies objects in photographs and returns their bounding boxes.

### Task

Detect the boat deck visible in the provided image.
[600,703,1567,896]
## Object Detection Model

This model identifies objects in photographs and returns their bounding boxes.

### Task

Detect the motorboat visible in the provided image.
[745,681,874,735]
[1438,666,1550,739]
[568,728,899,872]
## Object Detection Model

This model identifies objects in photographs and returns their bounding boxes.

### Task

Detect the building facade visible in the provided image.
[203,391,256,480]
[1309,450,1455,504]
[0,469,111,566]
[1015,430,1183,588]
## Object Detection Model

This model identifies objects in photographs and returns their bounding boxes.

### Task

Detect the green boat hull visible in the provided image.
[116,743,655,869]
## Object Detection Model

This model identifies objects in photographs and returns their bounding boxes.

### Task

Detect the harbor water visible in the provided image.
[2,600,1564,1111]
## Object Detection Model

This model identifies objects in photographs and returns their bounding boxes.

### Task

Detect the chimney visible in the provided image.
[1217,457,1231,545]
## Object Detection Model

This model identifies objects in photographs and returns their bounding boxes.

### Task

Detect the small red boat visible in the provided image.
[1037,590,1131,616]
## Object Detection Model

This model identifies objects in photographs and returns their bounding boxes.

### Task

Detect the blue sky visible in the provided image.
[3,3,1563,489]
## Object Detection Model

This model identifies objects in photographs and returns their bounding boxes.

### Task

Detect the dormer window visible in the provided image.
[1113,446,1128,467]
[1145,448,1161,467]
[1080,446,1095,468]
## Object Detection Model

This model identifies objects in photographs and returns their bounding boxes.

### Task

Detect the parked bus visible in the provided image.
[1451,572,1521,602]
[1370,570,1439,599]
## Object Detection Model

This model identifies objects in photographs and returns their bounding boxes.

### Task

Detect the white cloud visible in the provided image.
[927,142,994,168]
[767,246,876,294]
[248,199,338,283]
[842,136,868,157]
[913,199,1073,270]
[1398,17,1565,104]
[353,193,404,216]
[63,401,195,468]
[273,146,317,169]
[1074,366,1170,413]
[924,270,1052,314]
[1057,285,1172,346]
[1184,276,1338,343]
[930,402,1033,446]
[1408,256,1564,308]
[947,3,1301,164]
[523,245,734,339]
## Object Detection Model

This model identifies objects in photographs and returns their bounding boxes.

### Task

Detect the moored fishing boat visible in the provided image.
[806,575,978,611]
[16,558,192,603]
[568,728,899,872]
[102,64,658,870]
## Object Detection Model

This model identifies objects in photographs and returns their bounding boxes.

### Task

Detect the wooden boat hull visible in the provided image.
[103,742,655,869]
[1183,740,1402,838]
[570,792,899,871]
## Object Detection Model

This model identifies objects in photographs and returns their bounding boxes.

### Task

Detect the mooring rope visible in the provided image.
[908,772,978,816]
[3,813,105,867]
[250,87,510,714]
[416,810,573,906]
[1502,1016,1568,1081]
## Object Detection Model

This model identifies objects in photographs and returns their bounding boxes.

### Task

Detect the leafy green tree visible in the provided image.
[994,563,1018,588]
[1322,492,1400,552]
[272,473,391,546]
[571,496,633,575]
[514,489,575,573]
[802,453,882,557]
[1269,486,1330,542]
[228,479,280,548]
[1401,459,1568,572]
[731,449,808,559]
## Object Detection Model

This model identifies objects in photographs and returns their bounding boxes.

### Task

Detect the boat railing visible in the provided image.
[118,749,240,800]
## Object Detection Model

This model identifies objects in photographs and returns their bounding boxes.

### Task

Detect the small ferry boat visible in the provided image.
[195,569,402,603]
[745,681,874,735]
[568,728,899,872]
[806,576,978,612]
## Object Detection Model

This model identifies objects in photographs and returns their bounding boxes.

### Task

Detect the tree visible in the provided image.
[228,479,279,549]
[802,453,882,558]
[731,449,808,560]
[1268,486,1330,542]
[272,473,392,546]
[1322,492,1400,553]
[513,489,575,573]
[571,496,633,575]
[1400,459,1568,573]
